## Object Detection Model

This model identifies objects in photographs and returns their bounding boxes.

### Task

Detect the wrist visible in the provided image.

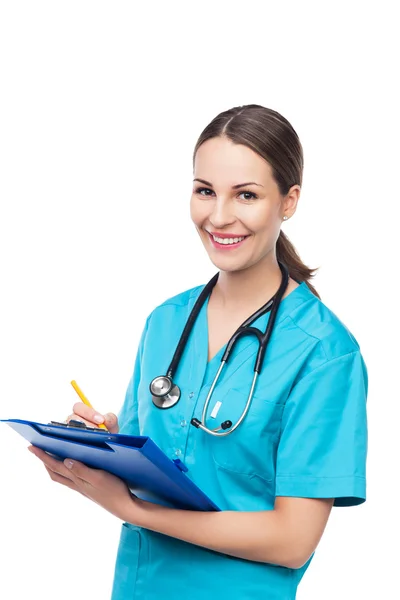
[124,495,153,527]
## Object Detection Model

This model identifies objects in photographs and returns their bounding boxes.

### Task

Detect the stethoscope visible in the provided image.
[150,261,290,437]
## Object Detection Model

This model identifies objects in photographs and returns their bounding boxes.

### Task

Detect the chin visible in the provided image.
[207,255,250,273]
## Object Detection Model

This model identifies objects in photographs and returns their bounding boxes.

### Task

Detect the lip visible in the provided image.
[206,230,250,250]
[207,230,249,239]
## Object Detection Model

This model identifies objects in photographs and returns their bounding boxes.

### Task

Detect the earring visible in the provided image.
[283,216,288,221]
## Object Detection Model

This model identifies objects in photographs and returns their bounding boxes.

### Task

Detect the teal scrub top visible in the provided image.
[111,280,368,600]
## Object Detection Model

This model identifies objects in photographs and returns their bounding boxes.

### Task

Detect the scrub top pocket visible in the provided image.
[204,387,284,508]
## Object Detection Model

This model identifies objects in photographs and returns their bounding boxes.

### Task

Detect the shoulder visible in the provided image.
[143,283,205,329]
[157,284,204,309]
[284,283,366,379]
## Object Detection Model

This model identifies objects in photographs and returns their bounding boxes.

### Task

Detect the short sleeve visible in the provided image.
[118,316,150,435]
[275,350,368,506]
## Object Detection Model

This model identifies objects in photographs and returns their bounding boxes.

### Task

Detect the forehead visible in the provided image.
[194,137,274,183]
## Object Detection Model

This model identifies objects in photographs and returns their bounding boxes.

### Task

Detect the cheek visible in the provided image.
[239,204,275,235]
[190,197,208,225]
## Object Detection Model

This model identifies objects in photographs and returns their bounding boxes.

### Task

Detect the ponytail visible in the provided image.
[276,230,321,299]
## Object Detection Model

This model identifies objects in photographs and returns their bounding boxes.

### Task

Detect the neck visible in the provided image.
[213,253,284,311]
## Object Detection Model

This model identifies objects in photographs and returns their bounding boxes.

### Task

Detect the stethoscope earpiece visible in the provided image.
[190,418,233,432]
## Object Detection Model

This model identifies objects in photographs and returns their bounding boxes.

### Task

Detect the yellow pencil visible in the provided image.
[70,380,108,430]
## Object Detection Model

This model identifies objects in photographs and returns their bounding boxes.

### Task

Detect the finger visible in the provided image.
[72,402,106,427]
[66,414,101,428]
[63,458,99,485]
[44,466,88,498]
[29,446,77,482]
[103,413,119,434]
[44,465,79,491]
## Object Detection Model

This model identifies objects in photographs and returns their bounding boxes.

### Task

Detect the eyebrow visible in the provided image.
[193,178,264,189]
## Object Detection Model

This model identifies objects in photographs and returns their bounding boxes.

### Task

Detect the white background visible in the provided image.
[0,1,398,598]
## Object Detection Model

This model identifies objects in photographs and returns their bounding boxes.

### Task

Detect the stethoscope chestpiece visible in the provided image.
[150,375,181,409]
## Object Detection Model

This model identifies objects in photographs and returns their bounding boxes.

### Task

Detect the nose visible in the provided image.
[208,197,235,229]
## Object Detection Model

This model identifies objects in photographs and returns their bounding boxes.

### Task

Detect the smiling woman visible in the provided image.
[191,151,294,270]
[189,114,318,307]
[33,104,368,600]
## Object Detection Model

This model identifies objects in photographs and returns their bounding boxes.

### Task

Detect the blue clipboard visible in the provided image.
[1,419,220,512]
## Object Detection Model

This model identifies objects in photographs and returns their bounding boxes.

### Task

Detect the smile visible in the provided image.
[206,231,250,249]
[212,234,246,245]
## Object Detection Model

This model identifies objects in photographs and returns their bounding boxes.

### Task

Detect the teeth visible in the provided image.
[212,235,246,245]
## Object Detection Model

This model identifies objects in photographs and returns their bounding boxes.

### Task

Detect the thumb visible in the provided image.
[104,412,119,433]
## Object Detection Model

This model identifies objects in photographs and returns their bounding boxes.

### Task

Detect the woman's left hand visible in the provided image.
[28,445,139,523]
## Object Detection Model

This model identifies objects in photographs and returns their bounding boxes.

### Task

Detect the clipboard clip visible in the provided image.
[49,420,108,433]
[173,458,189,473]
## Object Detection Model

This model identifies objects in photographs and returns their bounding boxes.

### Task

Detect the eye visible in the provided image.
[194,187,258,201]
[238,191,257,201]
[195,187,214,197]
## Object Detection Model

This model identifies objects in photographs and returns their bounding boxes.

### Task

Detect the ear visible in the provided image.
[282,185,301,218]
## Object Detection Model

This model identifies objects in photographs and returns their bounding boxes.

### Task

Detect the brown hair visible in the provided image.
[192,104,321,299]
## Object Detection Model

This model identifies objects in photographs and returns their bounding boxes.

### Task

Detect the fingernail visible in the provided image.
[93,414,104,423]
[65,459,74,469]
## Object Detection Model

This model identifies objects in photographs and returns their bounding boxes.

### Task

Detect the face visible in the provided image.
[190,136,300,273]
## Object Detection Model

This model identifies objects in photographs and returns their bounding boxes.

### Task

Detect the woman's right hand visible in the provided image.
[66,402,119,433]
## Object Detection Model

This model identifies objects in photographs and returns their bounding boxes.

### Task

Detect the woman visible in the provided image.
[29,104,368,599]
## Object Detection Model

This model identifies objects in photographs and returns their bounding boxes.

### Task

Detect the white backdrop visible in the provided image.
[0,1,398,598]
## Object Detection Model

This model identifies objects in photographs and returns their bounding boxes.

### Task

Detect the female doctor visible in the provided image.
[29,104,368,599]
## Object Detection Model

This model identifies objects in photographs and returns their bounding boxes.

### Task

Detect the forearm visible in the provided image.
[132,499,305,569]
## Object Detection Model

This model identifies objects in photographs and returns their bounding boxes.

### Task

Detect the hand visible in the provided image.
[28,445,142,523]
[66,402,119,433]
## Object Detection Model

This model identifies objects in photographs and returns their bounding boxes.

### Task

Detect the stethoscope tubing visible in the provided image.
[166,273,219,380]
[197,367,259,436]
[195,263,289,435]
[150,261,290,436]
